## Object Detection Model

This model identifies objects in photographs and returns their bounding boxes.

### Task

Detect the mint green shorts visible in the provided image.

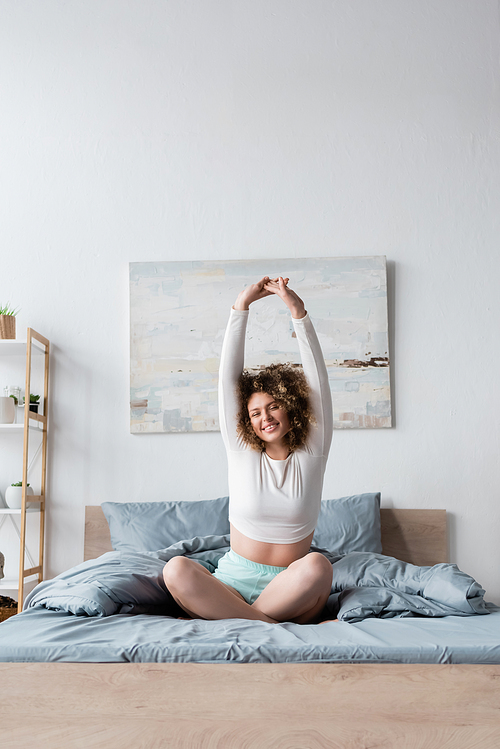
[212,549,287,604]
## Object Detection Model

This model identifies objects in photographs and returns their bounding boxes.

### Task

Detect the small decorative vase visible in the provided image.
[5,485,34,509]
[0,315,15,339]
[29,402,39,414]
[0,397,16,424]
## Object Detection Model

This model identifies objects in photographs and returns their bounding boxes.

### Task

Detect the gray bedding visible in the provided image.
[0,535,497,664]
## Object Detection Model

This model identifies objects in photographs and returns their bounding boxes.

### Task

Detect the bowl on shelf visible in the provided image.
[5,485,34,509]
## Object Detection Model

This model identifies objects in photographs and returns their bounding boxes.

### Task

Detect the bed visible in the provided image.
[2,496,500,748]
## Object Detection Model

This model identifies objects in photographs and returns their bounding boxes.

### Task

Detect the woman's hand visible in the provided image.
[264,277,306,319]
[233,276,274,311]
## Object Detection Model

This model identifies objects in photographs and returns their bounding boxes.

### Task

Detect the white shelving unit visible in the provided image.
[0,330,49,612]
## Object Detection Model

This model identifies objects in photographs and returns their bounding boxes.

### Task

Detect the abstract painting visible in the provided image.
[130,257,391,433]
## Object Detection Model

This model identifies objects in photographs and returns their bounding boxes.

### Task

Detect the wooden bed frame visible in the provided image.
[3,506,500,748]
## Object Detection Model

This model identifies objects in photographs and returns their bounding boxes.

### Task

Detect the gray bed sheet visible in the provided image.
[1,604,499,664]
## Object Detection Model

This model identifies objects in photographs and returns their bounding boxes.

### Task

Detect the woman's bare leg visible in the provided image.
[163,556,278,623]
[252,552,333,624]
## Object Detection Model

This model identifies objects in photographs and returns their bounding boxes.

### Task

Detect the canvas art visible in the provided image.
[130,257,391,433]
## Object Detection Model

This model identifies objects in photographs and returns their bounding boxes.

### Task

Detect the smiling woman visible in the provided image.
[162,276,334,624]
[236,361,313,458]
[248,393,291,458]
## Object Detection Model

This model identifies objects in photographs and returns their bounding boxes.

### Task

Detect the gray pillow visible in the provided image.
[313,493,382,554]
[102,492,381,554]
[102,497,230,552]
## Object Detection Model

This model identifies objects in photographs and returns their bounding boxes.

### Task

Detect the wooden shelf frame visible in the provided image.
[17,328,50,613]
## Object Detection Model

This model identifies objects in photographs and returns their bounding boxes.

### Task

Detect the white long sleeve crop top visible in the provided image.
[218,307,333,544]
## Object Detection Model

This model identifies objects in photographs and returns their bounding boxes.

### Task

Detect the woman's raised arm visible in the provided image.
[219,277,274,451]
[264,277,333,458]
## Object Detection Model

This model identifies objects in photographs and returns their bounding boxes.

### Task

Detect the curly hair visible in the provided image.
[236,363,314,452]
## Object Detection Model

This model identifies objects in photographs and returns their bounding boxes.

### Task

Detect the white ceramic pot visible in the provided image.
[5,485,34,509]
[0,396,15,424]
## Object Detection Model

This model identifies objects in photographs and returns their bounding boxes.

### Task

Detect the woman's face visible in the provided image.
[247,392,291,446]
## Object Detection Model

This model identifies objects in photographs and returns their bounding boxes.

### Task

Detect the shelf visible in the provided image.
[0,576,38,590]
[0,423,44,432]
[0,339,46,356]
[0,578,19,589]
[0,507,41,514]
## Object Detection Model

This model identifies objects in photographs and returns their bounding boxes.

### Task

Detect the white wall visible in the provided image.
[1,0,499,603]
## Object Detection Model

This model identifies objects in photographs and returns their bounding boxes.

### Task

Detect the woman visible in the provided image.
[163,276,334,623]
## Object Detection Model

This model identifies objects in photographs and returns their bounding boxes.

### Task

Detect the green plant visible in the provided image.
[23,394,40,404]
[11,482,30,487]
[0,303,20,316]
[8,394,18,406]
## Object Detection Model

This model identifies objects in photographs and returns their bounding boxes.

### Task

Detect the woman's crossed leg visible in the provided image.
[252,552,333,624]
[162,552,333,625]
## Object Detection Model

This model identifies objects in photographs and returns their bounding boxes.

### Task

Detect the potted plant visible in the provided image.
[0,303,20,340]
[5,482,34,509]
[23,394,40,414]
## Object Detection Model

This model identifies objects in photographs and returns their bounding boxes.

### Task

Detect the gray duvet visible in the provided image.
[1,536,497,664]
[22,534,490,621]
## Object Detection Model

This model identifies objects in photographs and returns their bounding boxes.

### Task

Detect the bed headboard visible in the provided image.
[84,506,447,567]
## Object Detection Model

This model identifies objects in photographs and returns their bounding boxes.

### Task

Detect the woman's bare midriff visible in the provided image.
[230,524,314,567]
